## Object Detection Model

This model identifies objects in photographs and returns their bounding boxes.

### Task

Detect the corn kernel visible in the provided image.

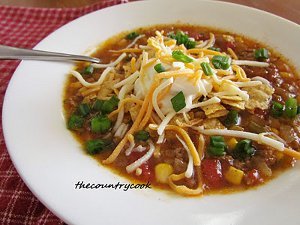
[271,128,279,135]
[280,72,293,79]
[225,166,245,185]
[275,151,284,160]
[227,138,238,150]
[155,163,174,184]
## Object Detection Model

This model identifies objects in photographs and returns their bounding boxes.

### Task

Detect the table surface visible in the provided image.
[0,0,299,24]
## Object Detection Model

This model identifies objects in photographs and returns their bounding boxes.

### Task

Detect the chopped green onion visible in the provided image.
[208,146,226,156]
[297,105,300,115]
[254,48,269,60]
[212,55,231,70]
[93,99,104,112]
[210,136,226,148]
[101,95,120,114]
[172,50,193,63]
[200,62,213,76]
[91,116,111,133]
[224,110,239,127]
[185,39,197,50]
[208,47,221,52]
[68,114,84,130]
[171,91,186,112]
[78,103,90,117]
[208,136,226,156]
[271,101,284,118]
[168,31,196,49]
[85,139,105,155]
[134,130,150,141]
[284,98,298,118]
[233,139,255,160]
[126,32,139,40]
[83,65,94,75]
[154,63,165,73]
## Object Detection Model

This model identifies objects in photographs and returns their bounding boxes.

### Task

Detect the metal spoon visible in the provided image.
[0,45,100,63]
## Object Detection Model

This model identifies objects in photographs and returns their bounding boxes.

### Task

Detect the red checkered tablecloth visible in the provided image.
[0,1,128,224]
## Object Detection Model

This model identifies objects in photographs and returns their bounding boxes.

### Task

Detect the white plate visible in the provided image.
[3,0,300,224]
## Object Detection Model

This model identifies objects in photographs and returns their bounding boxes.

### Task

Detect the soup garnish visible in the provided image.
[64,25,300,196]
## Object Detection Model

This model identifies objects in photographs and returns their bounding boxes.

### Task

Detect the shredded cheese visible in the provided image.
[149,124,200,166]
[157,132,165,144]
[125,134,135,156]
[232,60,269,67]
[113,71,140,89]
[114,123,128,138]
[227,47,238,60]
[191,96,221,109]
[108,97,143,119]
[152,77,174,120]
[168,173,203,196]
[103,81,159,164]
[157,111,176,135]
[176,135,194,178]
[234,81,262,87]
[126,34,146,49]
[195,128,284,151]
[112,83,134,132]
[92,53,127,68]
[70,67,112,87]
[126,140,155,173]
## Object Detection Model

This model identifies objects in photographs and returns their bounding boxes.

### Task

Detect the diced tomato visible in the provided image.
[187,31,206,41]
[254,108,268,117]
[201,159,224,189]
[225,41,236,49]
[245,169,263,186]
[128,151,154,181]
[139,163,153,181]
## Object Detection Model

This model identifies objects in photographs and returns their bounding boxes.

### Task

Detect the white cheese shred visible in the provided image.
[157,111,176,135]
[126,34,145,49]
[125,135,135,156]
[232,60,269,67]
[92,53,127,68]
[152,77,174,120]
[114,123,128,139]
[191,96,221,109]
[126,140,155,173]
[114,71,140,89]
[113,83,134,132]
[195,128,284,151]
[134,145,147,152]
[157,132,165,144]
[252,76,272,87]
[176,135,194,178]
[70,67,112,87]
[234,81,262,87]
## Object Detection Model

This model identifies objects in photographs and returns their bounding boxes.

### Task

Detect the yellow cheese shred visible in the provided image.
[187,48,225,56]
[168,173,203,196]
[108,97,143,119]
[227,47,238,60]
[130,57,136,72]
[110,48,143,53]
[284,148,300,160]
[149,124,200,166]
[103,81,158,164]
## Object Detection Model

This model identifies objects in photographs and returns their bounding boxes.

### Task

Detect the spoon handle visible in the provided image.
[0,45,100,63]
